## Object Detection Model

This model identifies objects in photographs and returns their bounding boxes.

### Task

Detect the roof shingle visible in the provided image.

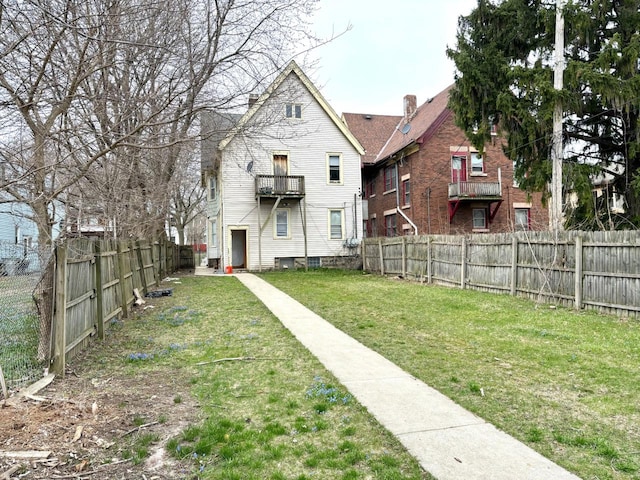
[342,113,402,165]
[375,85,453,163]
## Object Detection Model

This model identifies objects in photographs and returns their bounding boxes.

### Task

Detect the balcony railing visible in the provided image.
[255,175,305,197]
[448,181,501,199]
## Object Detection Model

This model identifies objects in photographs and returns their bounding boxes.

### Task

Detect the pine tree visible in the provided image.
[447,0,640,229]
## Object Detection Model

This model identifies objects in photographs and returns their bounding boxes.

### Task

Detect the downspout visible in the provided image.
[426,187,431,235]
[396,207,418,236]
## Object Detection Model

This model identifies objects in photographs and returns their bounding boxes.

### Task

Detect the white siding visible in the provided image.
[220,73,362,270]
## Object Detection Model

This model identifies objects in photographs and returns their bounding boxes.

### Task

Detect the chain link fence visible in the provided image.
[0,241,52,393]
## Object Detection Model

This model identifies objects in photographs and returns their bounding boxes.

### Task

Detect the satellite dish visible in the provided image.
[246,161,254,173]
[401,124,411,135]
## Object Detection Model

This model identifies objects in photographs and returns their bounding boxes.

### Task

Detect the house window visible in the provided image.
[385,214,397,237]
[402,179,410,205]
[275,209,290,238]
[515,208,530,231]
[209,177,217,201]
[14,226,20,244]
[210,219,217,248]
[329,209,344,239]
[451,155,467,182]
[285,103,302,119]
[370,217,377,237]
[327,154,342,184]
[364,178,375,198]
[471,152,484,174]
[472,208,487,229]
[384,165,397,192]
[307,257,321,268]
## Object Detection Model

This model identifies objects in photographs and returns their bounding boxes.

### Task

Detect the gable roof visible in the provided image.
[342,113,402,166]
[375,85,454,163]
[218,60,364,155]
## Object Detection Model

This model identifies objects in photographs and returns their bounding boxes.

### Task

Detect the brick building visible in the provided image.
[343,86,548,236]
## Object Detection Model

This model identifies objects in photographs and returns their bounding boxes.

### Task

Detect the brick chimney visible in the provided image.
[403,94,417,122]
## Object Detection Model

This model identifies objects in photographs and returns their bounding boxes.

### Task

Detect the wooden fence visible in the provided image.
[50,238,194,376]
[363,230,640,318]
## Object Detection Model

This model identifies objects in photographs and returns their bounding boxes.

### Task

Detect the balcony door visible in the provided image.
[451,154,467,183]
[273,154,288,193]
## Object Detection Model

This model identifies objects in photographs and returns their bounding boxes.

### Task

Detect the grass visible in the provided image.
[108,276,430,479]
[260,269,640,480]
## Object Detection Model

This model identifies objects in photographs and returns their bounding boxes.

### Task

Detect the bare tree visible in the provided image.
[0,0,321,244]
[168,143,206,245]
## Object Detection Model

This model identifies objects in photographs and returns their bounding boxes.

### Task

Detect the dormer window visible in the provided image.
[285,103,302,119]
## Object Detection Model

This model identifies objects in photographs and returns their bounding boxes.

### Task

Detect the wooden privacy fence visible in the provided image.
[363,230,640,318]
[50,238,193,376]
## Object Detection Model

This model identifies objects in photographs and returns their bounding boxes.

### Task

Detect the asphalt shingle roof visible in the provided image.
[342,113,402,165]
[375,85,453,163]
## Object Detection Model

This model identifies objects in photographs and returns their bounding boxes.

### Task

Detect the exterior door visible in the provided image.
[231,229,247,268]
[451,155,467,183]
[273,154,288,192]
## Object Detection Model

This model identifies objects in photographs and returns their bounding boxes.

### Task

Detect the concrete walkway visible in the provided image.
[200,269,580,480]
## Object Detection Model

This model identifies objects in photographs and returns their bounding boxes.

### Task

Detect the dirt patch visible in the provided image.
[0,342,201,479]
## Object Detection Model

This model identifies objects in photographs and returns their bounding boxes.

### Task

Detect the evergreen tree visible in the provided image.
[447,0,640,229]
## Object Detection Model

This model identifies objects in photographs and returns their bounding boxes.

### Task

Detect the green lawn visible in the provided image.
[104,276,431,479]
[260,269,640,480]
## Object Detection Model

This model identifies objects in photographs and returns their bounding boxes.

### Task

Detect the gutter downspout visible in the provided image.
[396,207,418,235]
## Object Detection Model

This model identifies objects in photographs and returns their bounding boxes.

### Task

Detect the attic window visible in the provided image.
[285,103,302,119]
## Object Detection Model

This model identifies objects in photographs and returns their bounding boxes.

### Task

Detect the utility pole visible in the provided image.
[550,0,565,232]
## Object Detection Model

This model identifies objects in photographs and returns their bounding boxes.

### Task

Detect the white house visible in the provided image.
[201,61,364,271]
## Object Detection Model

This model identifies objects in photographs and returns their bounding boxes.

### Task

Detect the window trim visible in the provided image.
[364,178,375,198]
[326,153,343,185]
[384,213,397,237]
[209,176,217,201]
[383,165,397,193]
[515,208,531,231]
[210,219,218,250]
[328,208,345,240]
[472,208,488,230]
[274,208,291,239]
[402,178,410,206]
[285,103,302,119]
[470,152,485,175]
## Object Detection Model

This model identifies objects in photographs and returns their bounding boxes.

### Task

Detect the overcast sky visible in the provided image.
[308,0,477,116]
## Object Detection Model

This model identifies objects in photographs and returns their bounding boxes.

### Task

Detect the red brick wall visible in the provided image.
[363,113,548,236]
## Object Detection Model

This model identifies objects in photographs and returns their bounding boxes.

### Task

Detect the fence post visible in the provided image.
[460,236,467,289]
[362,239,367,272]
[401,237,406,278]
[51,244,67,377]
[159,237,166,280]
[575,235,583,310]
[378,238,384,275]
[510,236,518,296]
[135,240,147,295]
[427,237,432,283]
[94,241,105,340]
[152,238,160,287]
[117,241,129,319]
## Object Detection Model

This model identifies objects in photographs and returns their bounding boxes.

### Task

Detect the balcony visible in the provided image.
[448,181,503,223]
[448,181,502,199]
[255,175,305,199]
